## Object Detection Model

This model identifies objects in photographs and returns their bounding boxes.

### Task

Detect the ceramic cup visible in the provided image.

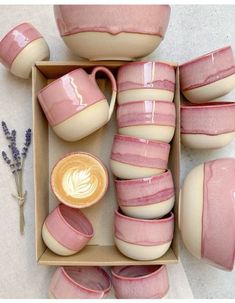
[54,5,171,61]
[180,46,235,103]
[117,61,175,104]
[117,100,176,142]
[181,102,235,149]
[37,66,117,141]
[111,265,169,299]
[115,170,175,219]
[180,158,235,271]
[110,134,170,179]
[42,203,94,256]
[0,22,50,79]
[51,152,108,208]
[114,209,174,260]
[49,266,111,299]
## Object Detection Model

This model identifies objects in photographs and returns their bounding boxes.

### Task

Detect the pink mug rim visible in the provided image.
[61,266,111,294]
[181,101,235,110]
[114,134,170,148]
[117,99,175,106]
[0,22,33,47]
[50,151,109,209]
[118,60,176,72]
[179,45,231,68]
[56,203,94,238]
[111,265,164,281]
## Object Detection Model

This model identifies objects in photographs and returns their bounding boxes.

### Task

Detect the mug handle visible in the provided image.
[90,66,117,121]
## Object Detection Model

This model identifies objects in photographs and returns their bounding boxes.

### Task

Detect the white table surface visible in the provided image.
[0,5,234,299]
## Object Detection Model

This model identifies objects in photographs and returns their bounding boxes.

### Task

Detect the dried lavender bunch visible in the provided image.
[1,121,32,235]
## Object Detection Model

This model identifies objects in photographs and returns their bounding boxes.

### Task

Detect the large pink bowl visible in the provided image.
[111,265,169,299]
[49,266,111,299]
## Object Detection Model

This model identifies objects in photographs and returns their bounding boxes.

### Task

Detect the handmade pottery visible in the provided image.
[117,61,175,103]
[49,266,111,299]
[0,23,49,79]
[117,100,176,142]
[115,170,175,219]
[51,152,108,208]
[110,134,170,179]
[37,66,117,141]
[114,209,174,260]
[54,5,171,61]
[180,46,235,103]
[42,203,94,256]
[111,265,169,299]
[181,102,235,149]
[180,158,235,271]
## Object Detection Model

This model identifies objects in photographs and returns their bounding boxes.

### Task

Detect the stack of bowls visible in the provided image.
[110,61,176,261]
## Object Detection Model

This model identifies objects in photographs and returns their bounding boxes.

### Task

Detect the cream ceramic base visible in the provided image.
[42,223,77,256]
[182,73,235,103]
[181,132,235,149]
[118,89,174,104]
[180,164,203,260]
[62,32,162,60]
[53,100,109,141]
[10,38,49,79]
[110,160,165,179]
[120,196,175,219]
[119,125,175,143]
[115,237,172,260]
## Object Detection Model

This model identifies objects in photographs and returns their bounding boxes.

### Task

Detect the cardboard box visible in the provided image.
[32,61,180,266]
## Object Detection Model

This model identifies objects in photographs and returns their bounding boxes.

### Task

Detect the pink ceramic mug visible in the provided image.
[117,61,176,104]
[42,203,94,256]
[38,66,117,141]
[117,100,176,142]
[111,265,169,299]
[0,22,49,79]
[49,266,111,299]
[115,170,175,219]
[114,209,174,260]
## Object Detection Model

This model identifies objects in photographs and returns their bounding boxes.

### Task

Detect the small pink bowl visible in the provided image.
[117,100,176,142]
[49,266,111,299]
[42,203,94,256]
[110,134,170,179]
[114,209,174,260]
[111,265,169,299]
[115,170,175,219]
[179,46,235,103]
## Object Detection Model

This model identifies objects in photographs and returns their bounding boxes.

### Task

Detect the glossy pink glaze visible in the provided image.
[115,170,174,207]
[44,204,93,251]
[38,66,117,126]
[118,61,175,92]
[181,102,235,135]
[49,266,111,299]
[111,265,169,299]
[0,23,42,68]
[114,209,174,246]
[111,134,170,169]
[54,5,170,37]
[180,46,235,91]
[117,100,176,128]
[202,159,235,271]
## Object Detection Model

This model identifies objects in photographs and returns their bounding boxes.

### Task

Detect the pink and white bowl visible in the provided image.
[111,265,169,299]
[117,100,176,143]
[114,209,174,260]
[180,158,235,271]
[49,266,111,299]
[0,22,49,79]
[181,102,235,149]
[53,5,171,61]
[42,203,94,256]
[180,46,235,103]
[110,134,170,179]
[117,61,176,103]
[115,170,175,219]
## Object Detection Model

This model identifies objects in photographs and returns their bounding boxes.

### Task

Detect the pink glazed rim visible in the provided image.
[61,266,111,295]
[118,60,176,72]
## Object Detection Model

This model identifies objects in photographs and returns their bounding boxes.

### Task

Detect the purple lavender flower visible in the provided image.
[21,128,32,158]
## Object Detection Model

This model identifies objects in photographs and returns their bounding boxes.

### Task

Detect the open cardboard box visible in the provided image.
[32,61,180,266]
